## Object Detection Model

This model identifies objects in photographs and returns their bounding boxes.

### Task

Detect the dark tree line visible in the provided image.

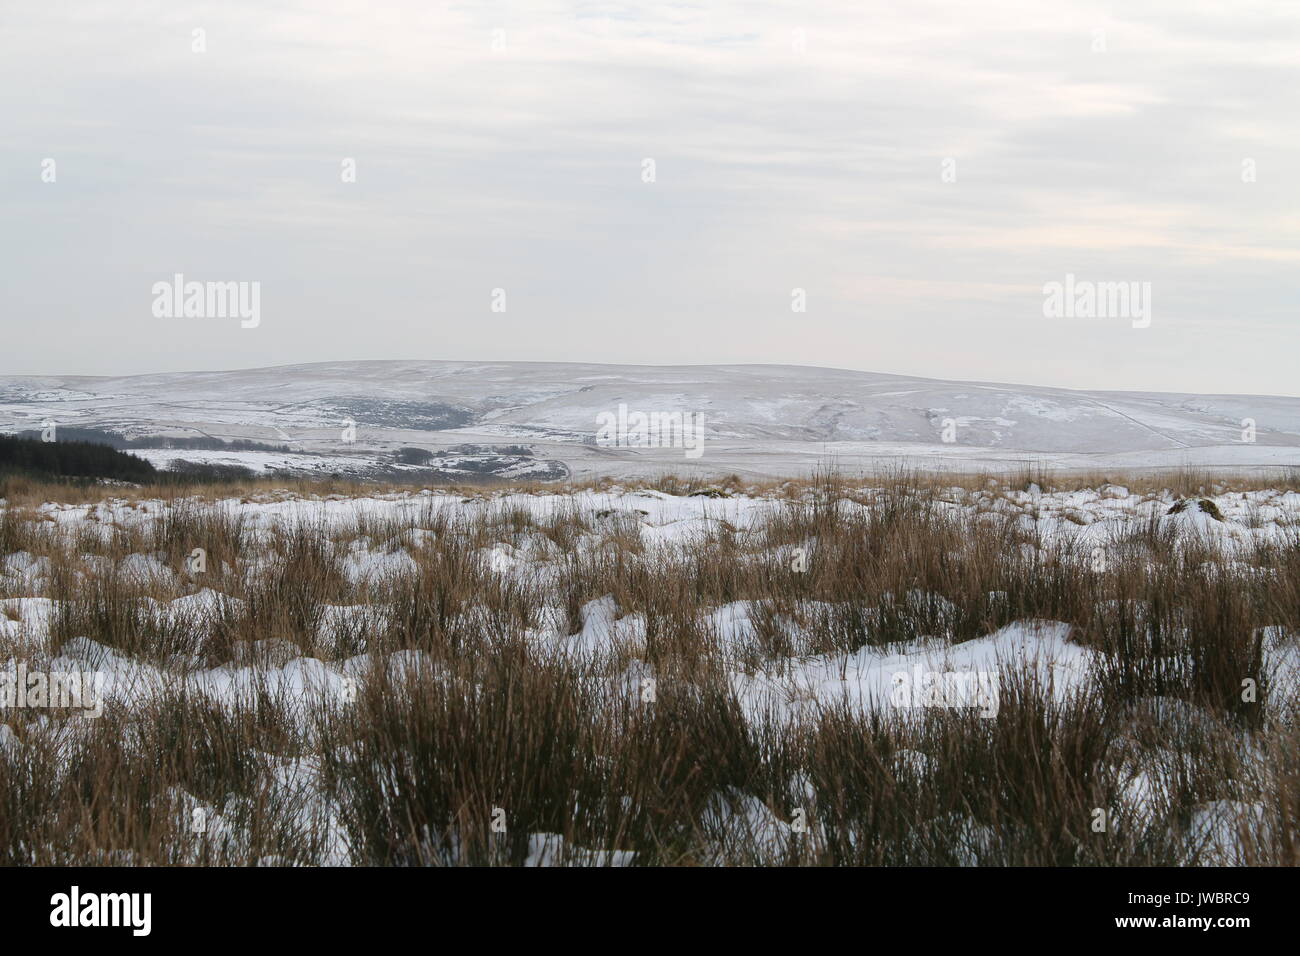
[0,435,157,481]
[0,435,264,485]
[15,426,291,453]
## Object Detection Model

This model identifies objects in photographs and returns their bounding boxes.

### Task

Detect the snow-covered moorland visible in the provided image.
[1,470,1297,866]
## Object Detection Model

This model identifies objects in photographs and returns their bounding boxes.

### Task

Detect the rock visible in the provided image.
[1166,498,1224,521]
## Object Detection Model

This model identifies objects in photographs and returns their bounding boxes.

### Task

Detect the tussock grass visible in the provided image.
[1,466,1296,865]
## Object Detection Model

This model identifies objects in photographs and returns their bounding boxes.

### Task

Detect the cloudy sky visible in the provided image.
[2,1,1297,395]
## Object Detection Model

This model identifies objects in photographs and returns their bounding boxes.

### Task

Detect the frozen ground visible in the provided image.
[1,480,1296,864]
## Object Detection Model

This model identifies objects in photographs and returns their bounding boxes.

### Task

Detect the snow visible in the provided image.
[5,360,1300,480]
[730,619,1087,725]
[2,481,1295,866]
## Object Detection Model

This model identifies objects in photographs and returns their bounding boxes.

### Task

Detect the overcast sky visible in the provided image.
[2,1,1297,395]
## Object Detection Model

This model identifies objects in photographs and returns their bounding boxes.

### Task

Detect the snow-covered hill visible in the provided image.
[2,361,1299,479]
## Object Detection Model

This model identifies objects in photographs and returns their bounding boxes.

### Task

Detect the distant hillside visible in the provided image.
[2,361,1299,479]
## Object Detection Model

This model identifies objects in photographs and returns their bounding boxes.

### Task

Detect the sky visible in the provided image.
[2,1,1297,395]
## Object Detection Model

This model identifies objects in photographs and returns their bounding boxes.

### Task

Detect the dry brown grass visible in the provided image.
[0,467,1296,865]
[6,463,1300,509]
